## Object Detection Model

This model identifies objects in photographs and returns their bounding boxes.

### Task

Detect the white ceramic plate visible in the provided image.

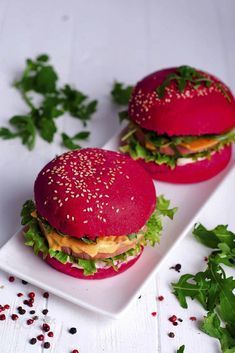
[0,130,234,318]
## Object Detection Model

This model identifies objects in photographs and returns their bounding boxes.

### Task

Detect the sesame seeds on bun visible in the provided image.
[34,148,156,239]
[129,67,235,136]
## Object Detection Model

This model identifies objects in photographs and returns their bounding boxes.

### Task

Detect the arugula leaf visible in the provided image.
[193,223,235,267]
[177,346,185,353]
[111,82,133,105]
[201,312,235,353]
[21,200,36,225]
[144,196,177,246]
[77,259,97,276]
[61,131,90,150]
[0,54,97,150]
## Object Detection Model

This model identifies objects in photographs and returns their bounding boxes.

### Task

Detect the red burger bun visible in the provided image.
[44,247,143,280]
[129,67,235,136]
[137,145,232,184]
[34,148,156,239]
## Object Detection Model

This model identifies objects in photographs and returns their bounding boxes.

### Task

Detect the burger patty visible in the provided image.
[38,217,145,260]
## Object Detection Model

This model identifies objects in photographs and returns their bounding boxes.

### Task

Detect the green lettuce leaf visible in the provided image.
[145,195,177,246]
[21,200,36,225]
[77,258,97,276]
[48,249,69,264]
[24,219,48,258]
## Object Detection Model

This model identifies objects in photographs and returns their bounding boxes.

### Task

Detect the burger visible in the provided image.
[21,148,176,279]
[120,65,235,183]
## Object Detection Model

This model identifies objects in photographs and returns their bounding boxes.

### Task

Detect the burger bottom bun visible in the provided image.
[137,145,232,184]
[44,247,143,280]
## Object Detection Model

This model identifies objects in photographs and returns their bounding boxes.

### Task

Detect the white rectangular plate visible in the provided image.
[0,130,234,318]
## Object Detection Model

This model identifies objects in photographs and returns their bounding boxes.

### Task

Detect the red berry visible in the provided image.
[43,292,49,299]
[190,316,197,321]
[169,315,177,323]
[4,304,10,310]
[72,350,79,353]
[17,293,23,297]
[0,314,6,320]
[9,276,15,282]
[151,312,157,317]
[158,296,164,301]
[28,292,35,299]
[42,323,50,332]
[11,314,19,321]
[27,319,34,325]
[37,334,44,341]
[48,331,54,337]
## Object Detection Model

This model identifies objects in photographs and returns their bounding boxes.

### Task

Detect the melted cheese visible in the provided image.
[179,138,218,152]
[39,221,143,258]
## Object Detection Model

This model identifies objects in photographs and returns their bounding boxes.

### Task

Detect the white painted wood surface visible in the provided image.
[0,1,234,352]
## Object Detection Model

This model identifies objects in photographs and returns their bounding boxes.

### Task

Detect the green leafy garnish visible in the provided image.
[111,82,133,105]
[61,131,90,150]
[21,200,36,225]
[177,346,185,353]
[156,65,212,99]
[201,312,235,353]
[145,195,177,246]
[172,223,235,353]
[48,249,68,264]
[24,219,48,258]
[0,54,97,150]
[77,259,97,276]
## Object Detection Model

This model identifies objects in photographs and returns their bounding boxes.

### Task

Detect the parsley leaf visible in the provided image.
[0,54,97,149]
[111,82,133,105]
[61,131,90,150]
[177,346,185,353]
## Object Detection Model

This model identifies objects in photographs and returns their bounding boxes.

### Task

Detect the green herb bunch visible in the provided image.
[0,54,97,150]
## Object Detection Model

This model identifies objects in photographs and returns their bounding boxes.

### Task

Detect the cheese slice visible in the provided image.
[179,138,218,152]
[37,218,144,258]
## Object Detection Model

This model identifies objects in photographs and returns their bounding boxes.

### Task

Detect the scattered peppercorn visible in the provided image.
[4,304,10,310]
[37,334,44,341]
[42,323,50,332]
[28,292,35,299]
[44,342,50,349]
[190,316,197,321]
[29,338,37,345]
[204,256,208,262]
[69,327,77,335]
[11,314,19,321]
[23,300,29,306]
[29,310,35,315]
[0,306,3,312]
[8,276,15,282]
[18,307,26,315]
[178,318,183,322]
[27,319,34,325]
[170,264,181,272]
[72,350,79,353]
[0,314,6,320]
[48,331,54,337]
[169,315,177,323]
[173,322,178,326]
[158,296,164,301]
[43,292,49,299]
[17,293,23,297]
[151,312,157,317]
[42,309,49,315]
[138,295,142,299]
[33,315,39,321]
[22,280,28,285]
[168,332,175,338]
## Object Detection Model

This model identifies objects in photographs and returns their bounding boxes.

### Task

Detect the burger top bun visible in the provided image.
[34,148,156,239]
[129,67,235,136]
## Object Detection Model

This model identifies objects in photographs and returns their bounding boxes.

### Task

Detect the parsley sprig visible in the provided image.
[172,223,235,353]
[0,54,97,150]
[111,81,133,123]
